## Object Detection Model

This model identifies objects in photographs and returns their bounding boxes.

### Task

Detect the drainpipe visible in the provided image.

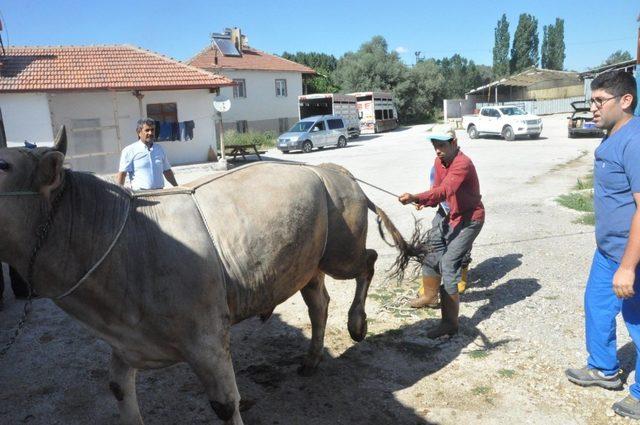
[132,90,144,118]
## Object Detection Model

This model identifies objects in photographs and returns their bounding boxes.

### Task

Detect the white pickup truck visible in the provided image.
[462,106,542,141]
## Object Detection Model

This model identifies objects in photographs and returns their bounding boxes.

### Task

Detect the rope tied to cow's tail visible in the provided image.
[368,199,431,283]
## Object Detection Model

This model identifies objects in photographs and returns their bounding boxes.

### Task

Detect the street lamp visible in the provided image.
[213,95,231,169]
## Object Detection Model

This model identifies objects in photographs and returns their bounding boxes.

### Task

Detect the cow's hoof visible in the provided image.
[297,363,318,377]
[348,312,367,342]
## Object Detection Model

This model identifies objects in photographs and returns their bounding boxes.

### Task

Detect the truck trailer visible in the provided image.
[298,93,360,138]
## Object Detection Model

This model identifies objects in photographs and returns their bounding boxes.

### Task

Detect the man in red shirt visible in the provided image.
[399,124,485,338]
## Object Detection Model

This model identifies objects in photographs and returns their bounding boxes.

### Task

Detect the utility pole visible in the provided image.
[414,51,422,66]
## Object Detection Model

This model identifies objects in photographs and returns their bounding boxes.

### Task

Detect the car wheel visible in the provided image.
[502,125,515,141]
[282,150,290,154]
[529,133,541,139]
[337,136,347,148]
[302,140,313,153]
[568,131,575,139]
[467,124,479,139]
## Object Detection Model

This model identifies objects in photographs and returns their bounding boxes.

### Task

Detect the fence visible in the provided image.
[476,96,584,115]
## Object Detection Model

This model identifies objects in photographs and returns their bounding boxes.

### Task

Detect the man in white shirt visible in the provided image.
[116,118,178,190]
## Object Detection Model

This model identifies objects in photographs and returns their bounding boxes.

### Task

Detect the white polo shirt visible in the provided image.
[118,141,171,190]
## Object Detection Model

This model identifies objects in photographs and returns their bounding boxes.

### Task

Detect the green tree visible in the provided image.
[395,59,446,122]
[510,13,539,73]
[492,14,510,78]
[541,18,565,70]
[332,36,407,93]
[437,54,484,98]
[601,50,633,66]
[281,51,340,93]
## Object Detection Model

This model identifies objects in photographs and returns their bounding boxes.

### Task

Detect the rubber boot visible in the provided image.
[457,265,469,294]
[427,287,459,339]
[408,276,441,309]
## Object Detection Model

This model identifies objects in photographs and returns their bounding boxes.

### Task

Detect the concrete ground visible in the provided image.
[2,115,630,424]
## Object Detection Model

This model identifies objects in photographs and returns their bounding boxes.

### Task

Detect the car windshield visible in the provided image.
[288,121,314,132]
[499,107,526,116]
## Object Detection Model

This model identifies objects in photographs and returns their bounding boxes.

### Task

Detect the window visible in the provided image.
[147,103,178,123]
[70,118,103,156]
[382,110,389,119]
[312,121,325,131]
[480,108,491,117]
[375,109,383,120]
[275,79,287,97]
[233,79,246,98]
[236,120,248,133]
[278,118,289,133]
[388,109,394,119]
[327,119,344,130]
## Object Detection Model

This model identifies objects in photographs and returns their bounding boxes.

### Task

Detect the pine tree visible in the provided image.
[541,18,565,70]
[510,14,539,74]
[492,14,510,78]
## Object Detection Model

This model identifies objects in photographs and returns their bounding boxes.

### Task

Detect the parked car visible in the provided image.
[462,106,542,141]
[568,100,604,138]
[277,115,349,153]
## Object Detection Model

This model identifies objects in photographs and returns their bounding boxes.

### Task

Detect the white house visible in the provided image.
[187,28,315,136]
[0,45,232,174]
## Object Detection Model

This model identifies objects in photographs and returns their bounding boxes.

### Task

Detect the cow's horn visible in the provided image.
[53,126,67,155]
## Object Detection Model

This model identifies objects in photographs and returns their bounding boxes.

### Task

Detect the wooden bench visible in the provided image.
[222,144,263,161]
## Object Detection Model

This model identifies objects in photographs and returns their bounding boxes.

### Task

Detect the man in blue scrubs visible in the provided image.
[565,70,640,420]
[116,118,178,190]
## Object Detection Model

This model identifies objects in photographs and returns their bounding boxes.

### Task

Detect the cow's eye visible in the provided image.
[0,159,10,170]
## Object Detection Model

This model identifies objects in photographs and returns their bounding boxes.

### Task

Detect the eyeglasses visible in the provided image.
[589,95,620,108]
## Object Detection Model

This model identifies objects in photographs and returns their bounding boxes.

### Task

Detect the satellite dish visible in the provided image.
[213,95,231,113]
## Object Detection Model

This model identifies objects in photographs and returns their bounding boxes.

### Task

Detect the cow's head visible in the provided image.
[0,126,67,199]
[0,127,67,263]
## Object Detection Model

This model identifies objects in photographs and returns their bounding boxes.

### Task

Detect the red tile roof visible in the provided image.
[0,45,234,92]
[187,45,316,74]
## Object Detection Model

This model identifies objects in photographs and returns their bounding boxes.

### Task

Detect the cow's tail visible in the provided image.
[366,198,430,281]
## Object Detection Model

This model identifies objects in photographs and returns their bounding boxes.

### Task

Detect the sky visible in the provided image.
[1,0,637,72]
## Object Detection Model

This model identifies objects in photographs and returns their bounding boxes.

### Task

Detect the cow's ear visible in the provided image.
[53,126,67,155]
[37,151,65,200]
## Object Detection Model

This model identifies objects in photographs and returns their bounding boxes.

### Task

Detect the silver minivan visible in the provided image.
[277,115,349,153]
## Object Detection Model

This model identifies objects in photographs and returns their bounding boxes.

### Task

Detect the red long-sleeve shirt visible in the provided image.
[415,150,485,229]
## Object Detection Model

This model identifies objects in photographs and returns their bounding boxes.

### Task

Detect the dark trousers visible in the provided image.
[422,210,483,294]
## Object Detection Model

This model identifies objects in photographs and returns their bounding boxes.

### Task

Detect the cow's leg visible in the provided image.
[109,352,143,425]
[185,328,244,425]
[298,272,330,377]
[348,249,378,342]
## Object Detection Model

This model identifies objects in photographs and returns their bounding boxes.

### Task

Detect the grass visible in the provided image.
[498,369,516,378]
[555,171,595,226]
[574,213,595,226]
[556,191,594,212]
[471,385,492,395]
[223,130,276,149]
[468,349,489,359]
[574,174,594,190]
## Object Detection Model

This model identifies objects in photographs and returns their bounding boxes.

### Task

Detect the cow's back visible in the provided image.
[191,163,329,322]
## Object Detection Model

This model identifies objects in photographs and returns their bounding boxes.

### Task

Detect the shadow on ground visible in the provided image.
[0,254,537,424]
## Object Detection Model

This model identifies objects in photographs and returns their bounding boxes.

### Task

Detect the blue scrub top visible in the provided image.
[594,117,640,262]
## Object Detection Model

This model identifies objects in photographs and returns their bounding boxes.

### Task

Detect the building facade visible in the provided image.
[0,45,232,174]
[188,28,315,136]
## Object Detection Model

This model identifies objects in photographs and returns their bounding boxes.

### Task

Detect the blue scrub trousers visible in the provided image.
[585,249,640,398]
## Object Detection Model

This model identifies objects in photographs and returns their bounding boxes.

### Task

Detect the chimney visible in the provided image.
[230,27,242,55]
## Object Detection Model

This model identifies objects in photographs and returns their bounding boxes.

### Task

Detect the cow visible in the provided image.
[0,127,424,424]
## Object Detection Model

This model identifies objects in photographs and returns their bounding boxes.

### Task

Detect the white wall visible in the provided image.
[217,70,302,125]
[0,93,53,148]
[43,89,217,173]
